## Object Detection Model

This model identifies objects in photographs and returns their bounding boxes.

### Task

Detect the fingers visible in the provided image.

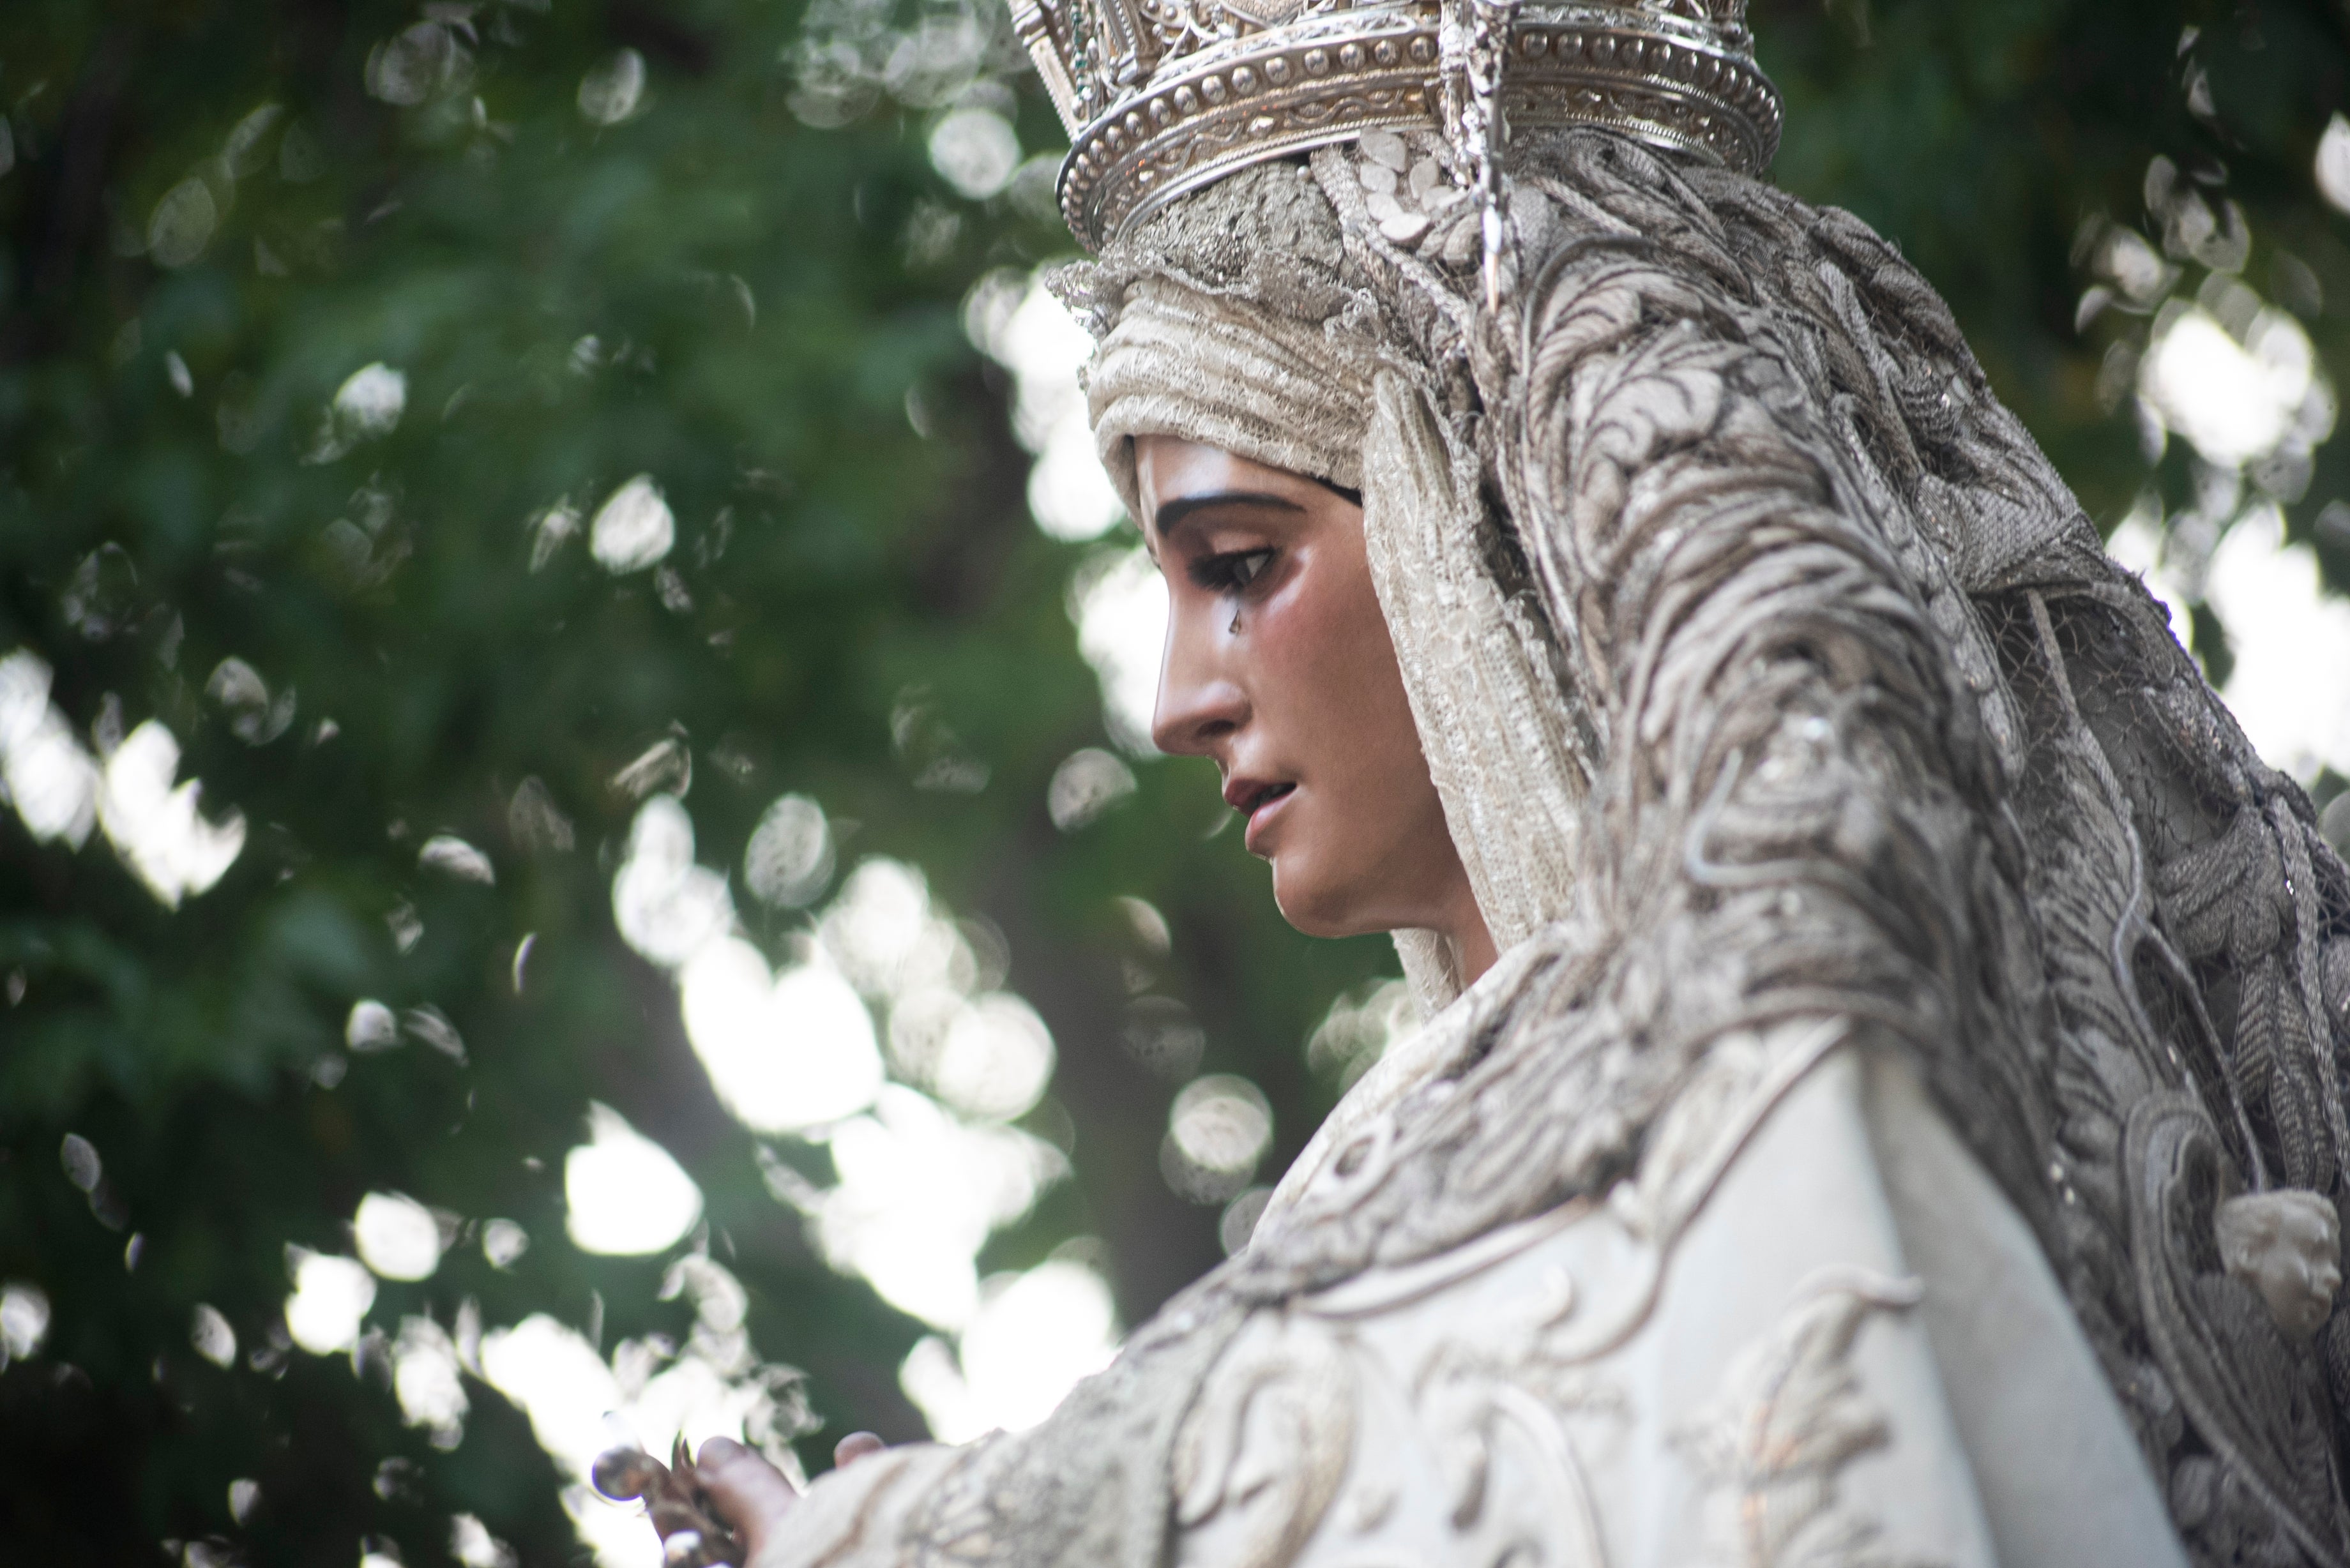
[692,1437,801,1558]
[833,1431,886,1469]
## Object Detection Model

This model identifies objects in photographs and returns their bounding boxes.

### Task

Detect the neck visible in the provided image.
[1441,891,1499,990]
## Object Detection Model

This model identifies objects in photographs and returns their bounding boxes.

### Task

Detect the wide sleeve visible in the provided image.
[1653,1036,2182,1567]
[1169,1020,2183,1568]
[748,1442,970,1568]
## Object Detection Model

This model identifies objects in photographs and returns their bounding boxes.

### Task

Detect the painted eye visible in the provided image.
[1227,550,1272,588]
[1188,549,1275,592]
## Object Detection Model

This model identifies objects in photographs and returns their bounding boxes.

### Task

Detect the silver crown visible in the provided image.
[1010,0,1783,250]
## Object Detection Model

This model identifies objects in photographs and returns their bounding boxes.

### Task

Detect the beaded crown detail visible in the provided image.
[1013,0,1782,249]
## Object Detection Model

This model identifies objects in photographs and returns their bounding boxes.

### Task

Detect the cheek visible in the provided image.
[1254,570,1403,773]
[1253,563,1443,893]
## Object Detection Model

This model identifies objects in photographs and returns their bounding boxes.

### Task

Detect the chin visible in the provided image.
[1269,859,1379,941]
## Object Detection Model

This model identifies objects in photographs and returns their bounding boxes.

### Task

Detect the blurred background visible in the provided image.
[3,1,2349,1564]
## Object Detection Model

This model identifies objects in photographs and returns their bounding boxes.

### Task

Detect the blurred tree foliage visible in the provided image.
[1,0,2346,1564]
[1759,0,2350,686]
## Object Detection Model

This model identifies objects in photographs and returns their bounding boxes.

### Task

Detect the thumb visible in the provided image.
[693,1438,801,1557]
[833,1431,886,1469]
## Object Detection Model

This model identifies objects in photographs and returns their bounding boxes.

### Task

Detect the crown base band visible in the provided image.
[1050,13,1782,250]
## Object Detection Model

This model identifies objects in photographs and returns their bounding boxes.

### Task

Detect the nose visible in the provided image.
[1151,605,1248,758]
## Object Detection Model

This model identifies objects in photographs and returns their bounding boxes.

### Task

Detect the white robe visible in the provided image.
[768,989,2186,1567]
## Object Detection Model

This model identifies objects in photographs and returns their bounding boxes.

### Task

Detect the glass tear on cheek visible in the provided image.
[1204,807,1235,841]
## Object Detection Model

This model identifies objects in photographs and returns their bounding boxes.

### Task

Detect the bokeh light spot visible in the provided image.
[965,275,1125,541]
[284,1249,377,1355]
[2206,511,2350,779]
[579,50,647,126]
[743,794,834,908]
[928,107,1019,199]
[899,1260,1118,1442]
[354,1192,444,1281]
[479,1313,621,1478]
[366,21,460,105]
[589,476,675,575]
[807,1087,1065,1330]
[679,938,884,1133]
[1219,1187,1272,1256]
[1307,977,1421,1090]
[334,363,408,439]
[1047,748,1137,831]
[1,649,100,848]
[1,1283,52,1362]
[611,797,733,969]
[450,1514,517,1568]
[819,858,936,997]
[482,1219,530,1270]
[100,721,246,907]
[190,1304,238,1368]
[1161,1074,1273,1203]
[59,1133,102,1193]
[932,993,1054,1122]
[2139,306,2330,471]
[1070,549,1168,755]
[346,1000,400,1052]
[2319,114,2350,215]
[564,1104,703,1257]
[393,1315,469,1448]
[146,178,218,268]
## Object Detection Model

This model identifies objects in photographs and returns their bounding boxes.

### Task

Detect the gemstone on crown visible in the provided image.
[1011,0,1781,250]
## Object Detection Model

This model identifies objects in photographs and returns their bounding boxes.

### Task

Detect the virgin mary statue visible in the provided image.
[663,0,2350,1562]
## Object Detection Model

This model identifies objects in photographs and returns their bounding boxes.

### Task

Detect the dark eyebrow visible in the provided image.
[1148,490,1307,552]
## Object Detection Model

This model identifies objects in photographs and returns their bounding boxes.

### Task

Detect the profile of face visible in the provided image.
[1135,435,1494,978]
[2215,1189,2345,1343]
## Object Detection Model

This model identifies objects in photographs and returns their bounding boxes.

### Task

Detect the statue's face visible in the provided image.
[2217,1190,2344,1342]
[2259,1203,2344,1340]
[1134,435,1476,945]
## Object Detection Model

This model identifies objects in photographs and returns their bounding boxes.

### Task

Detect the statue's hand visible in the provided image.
[592,1436,750,1565]
[594,1433,890,1567]
[688,1434,891,1565]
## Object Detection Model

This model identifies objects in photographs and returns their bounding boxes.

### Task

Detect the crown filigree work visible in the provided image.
[1012,0,1782,248]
